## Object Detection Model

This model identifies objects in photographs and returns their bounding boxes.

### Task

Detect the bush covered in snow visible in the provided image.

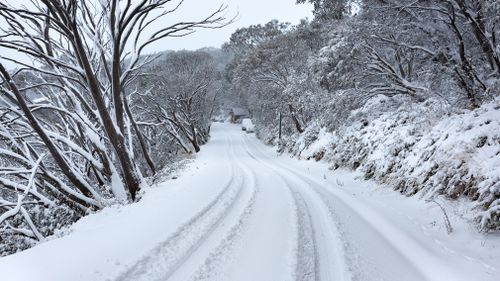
[281,96,500,231]
[0,204,77,256]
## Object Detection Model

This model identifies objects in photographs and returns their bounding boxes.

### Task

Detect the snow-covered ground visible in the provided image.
[283,96,500,230]
[0,123,498,281]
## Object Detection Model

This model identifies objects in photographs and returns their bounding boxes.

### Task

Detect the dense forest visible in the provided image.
[1,0,499,257]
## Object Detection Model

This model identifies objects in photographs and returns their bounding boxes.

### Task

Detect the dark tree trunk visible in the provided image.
[454,0,500,73]
[190,124,201,153]
[123,91,156,175]
[278,111,282,140]
[288,104,304,133]
[447,4,482,108]
[0,63,99,204]
[71,24,141,201]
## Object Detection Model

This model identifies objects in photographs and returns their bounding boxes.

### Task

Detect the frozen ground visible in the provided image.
[0,123,498,281]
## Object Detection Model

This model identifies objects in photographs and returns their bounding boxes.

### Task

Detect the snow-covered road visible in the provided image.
[0,123,498,281]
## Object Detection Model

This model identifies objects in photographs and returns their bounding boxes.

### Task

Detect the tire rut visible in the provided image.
[240,136,320,281]
[242,135,354,281]
[244,134,467,281]
[114,137,246,281]
[187,132,259,281]
[290,188,320,281]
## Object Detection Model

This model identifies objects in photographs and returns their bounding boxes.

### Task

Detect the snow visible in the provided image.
[0,126,236,281]
[284,96,500,230]
[109,163,128,203]
[0,123,499,281]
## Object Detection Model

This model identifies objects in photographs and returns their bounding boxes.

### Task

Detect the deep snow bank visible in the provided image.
[278,96,500,231]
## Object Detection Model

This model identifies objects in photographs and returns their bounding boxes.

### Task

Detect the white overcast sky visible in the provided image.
[149,0,313,50]
[0,0,312,68]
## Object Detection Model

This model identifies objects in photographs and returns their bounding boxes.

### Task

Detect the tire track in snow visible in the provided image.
[243,135,359,281]
[245,136,422,280]
[244,134,471,281]
[240,135,321,281]
[289,189,320,281]
[187,130,297,281]
[187,134,259,281]
[114,136,246,281]
[246,148,361,281]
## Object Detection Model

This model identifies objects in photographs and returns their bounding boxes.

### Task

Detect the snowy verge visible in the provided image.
[252,134,500,280]
[276,96,500,230]
[0,134,234,281]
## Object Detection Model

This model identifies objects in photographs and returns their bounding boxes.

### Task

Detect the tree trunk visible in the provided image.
[288,104,304,133]
[454,0,500,73]
[190,124,201,153]
[447,4,482,108]
[278,111,282,140]
[0,63,99,204]
[123,91,156,175]
[71,25,141,201]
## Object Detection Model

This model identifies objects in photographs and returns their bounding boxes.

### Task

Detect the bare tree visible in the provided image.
[225,21,319,134]
[0,0,228,252]
[135,50,220,153]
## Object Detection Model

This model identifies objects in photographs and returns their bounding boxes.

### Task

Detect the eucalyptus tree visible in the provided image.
[305,0,500,108]
[296,0,353,20]
[0,0,228,251]
[134,50,220,153]
[225,20,321,135]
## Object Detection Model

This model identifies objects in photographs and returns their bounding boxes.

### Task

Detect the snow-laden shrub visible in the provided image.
[281,96,500,231]
[0,204,77,256]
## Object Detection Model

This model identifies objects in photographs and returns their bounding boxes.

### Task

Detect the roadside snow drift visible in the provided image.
[283,96,500,230]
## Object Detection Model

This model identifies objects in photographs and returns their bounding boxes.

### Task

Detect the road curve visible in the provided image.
[114,123,482,281]
[1,123,492,281]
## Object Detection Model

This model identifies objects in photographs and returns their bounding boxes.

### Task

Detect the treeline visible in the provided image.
[0,0,226,255]
[224,0,500,230]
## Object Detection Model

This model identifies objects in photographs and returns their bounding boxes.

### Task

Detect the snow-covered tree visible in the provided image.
[134,50,221,153]
[0,0,228,254]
